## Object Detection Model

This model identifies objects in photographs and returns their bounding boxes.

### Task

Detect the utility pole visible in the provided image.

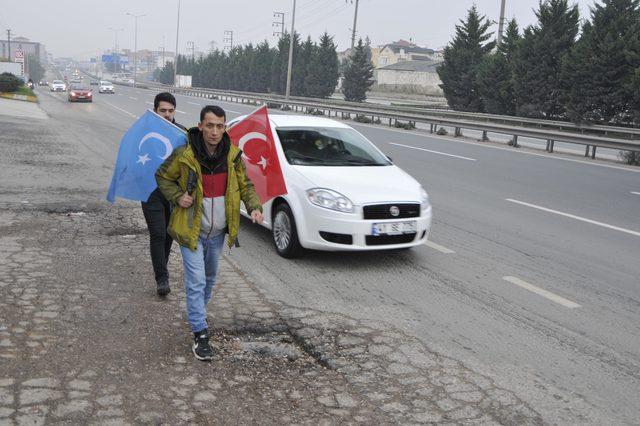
[126,13,145,88]
[349,0,360,50]
[6,29,11,62]
[273,12,285,38]
[108,27,123,73]
[174,0,181,86]
[497,0,507,45]
[285,0,296,99]
[223,30,234,50]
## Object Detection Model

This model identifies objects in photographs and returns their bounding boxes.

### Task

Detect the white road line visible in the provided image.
[503,276,581,309]
[175,110,186,114]
[424,240,455,254]
[145,101,153,106]
[187,101,200,106]
[506,198,640,238]
[390,143,476,161]
[632,192,640,196]
[117,93,123,96]
[351,122,640,173]
[103,101,138,119]
[129,96,138,101]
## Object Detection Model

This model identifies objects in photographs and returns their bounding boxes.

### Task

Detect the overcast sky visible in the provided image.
[3,0,597,59]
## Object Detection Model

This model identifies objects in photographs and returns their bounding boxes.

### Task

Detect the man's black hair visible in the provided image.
[200,105,226,122]
[154,92,177,110]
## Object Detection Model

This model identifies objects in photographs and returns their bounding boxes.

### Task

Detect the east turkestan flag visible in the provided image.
[107,110,187,203]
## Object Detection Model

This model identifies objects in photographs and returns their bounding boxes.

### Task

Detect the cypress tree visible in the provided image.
[513,0,579,119]
[563,0,640,125]
[342,38,374,102]
[304,32,339,98]
[437,5,495,112]
[476,19,520,115]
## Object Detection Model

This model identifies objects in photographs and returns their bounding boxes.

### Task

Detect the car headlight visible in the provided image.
[70,91,76,96]
[306,188,354,213]
[420,187,430,211]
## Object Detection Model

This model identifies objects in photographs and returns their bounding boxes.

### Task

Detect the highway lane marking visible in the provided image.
[506,198,640,238]
[103,101,138,119]
[129,96,138,101]
[175,110,186,114]
[502,276,581,309]
[424,240,455,254]
[390,143,476,161]
[145,101,153,106]
[350,123,640,173]
[632,192,640,196]
[187,102,200,106]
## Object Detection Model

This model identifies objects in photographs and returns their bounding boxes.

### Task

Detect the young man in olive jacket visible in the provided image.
[156,105,263,361]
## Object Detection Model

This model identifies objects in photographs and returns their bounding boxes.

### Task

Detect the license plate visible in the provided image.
[371,221,416,236]
[78,96,85,98]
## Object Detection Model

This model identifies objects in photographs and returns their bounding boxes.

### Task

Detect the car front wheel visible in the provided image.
[272,203,303,258]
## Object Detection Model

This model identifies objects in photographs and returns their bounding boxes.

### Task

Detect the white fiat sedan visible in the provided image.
[230,114,432,258]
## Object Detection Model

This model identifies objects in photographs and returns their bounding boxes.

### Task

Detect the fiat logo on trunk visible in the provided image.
[389,206,400,217]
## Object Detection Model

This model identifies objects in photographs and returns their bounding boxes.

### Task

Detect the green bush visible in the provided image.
[435,127,448,136]
[306,108,325,116]
[394,120,416,130]
[0,72,22,92]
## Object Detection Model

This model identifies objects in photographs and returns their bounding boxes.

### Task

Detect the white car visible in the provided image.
[229,115,432,258]
[50,80,66,92]
[98,81,114,94]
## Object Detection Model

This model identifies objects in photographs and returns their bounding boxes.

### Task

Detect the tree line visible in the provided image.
[156,32,340,99]
[155,32,375,102]
[437,0,640,128]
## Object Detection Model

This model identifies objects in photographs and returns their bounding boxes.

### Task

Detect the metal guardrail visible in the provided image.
[85,71,639,160]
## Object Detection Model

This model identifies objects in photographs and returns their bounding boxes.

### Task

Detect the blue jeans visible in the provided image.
[180,233,226,333]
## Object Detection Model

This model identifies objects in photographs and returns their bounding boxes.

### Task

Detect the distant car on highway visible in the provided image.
[67,83,93,102]
[38,80,48,86]
[226,114,432,258]
[89,80,99,86]
[98,80,114,94]
[51,80,66,92]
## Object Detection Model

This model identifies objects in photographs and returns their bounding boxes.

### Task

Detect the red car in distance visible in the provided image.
[67,83,93,103]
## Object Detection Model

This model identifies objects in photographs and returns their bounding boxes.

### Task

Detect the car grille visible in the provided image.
[365,233,417,246]
[363,203,420,220]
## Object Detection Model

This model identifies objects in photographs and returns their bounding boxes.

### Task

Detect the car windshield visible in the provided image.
[100,81,112,85]
[70,84,89,90]
[53,80,63,84]
[276,127,391,167]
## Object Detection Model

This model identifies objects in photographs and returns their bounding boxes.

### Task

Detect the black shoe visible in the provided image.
[192,329,213,361]
[156,279,171,297]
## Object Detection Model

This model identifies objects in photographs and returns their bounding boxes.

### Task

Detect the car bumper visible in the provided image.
[99,89,114,93]
[297,203,432,251]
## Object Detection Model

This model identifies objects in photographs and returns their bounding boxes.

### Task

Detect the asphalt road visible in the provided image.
[26,82,640,424]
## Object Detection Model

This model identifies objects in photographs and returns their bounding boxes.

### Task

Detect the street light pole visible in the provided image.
[174,0,181,87]
[126,13,145,88]
[284,0,297,100]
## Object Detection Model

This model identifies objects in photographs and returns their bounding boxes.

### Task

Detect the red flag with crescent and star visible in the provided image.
[227,106,287,204]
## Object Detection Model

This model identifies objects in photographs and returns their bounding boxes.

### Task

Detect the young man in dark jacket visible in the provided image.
[156,105,263,361]
[141,92,186,297]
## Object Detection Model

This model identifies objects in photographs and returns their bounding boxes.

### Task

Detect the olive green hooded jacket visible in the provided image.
[155,130,262,251]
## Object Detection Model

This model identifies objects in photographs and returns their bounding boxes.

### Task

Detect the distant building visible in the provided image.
[0,36,47,63]
[374,60,443,96]
[376,40,434,68]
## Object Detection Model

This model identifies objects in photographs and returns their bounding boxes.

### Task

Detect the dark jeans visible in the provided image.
[141,188,173,284]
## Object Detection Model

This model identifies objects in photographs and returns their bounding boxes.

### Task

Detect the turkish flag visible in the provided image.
[227,106,287,204]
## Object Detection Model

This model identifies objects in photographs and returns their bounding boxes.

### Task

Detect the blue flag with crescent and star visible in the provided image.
[107,110,187,203]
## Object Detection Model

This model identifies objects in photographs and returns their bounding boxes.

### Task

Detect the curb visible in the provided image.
[0,92,38,103]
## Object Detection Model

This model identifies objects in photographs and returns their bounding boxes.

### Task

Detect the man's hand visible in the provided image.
[178,192,193,208]
[250,210,264,224]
